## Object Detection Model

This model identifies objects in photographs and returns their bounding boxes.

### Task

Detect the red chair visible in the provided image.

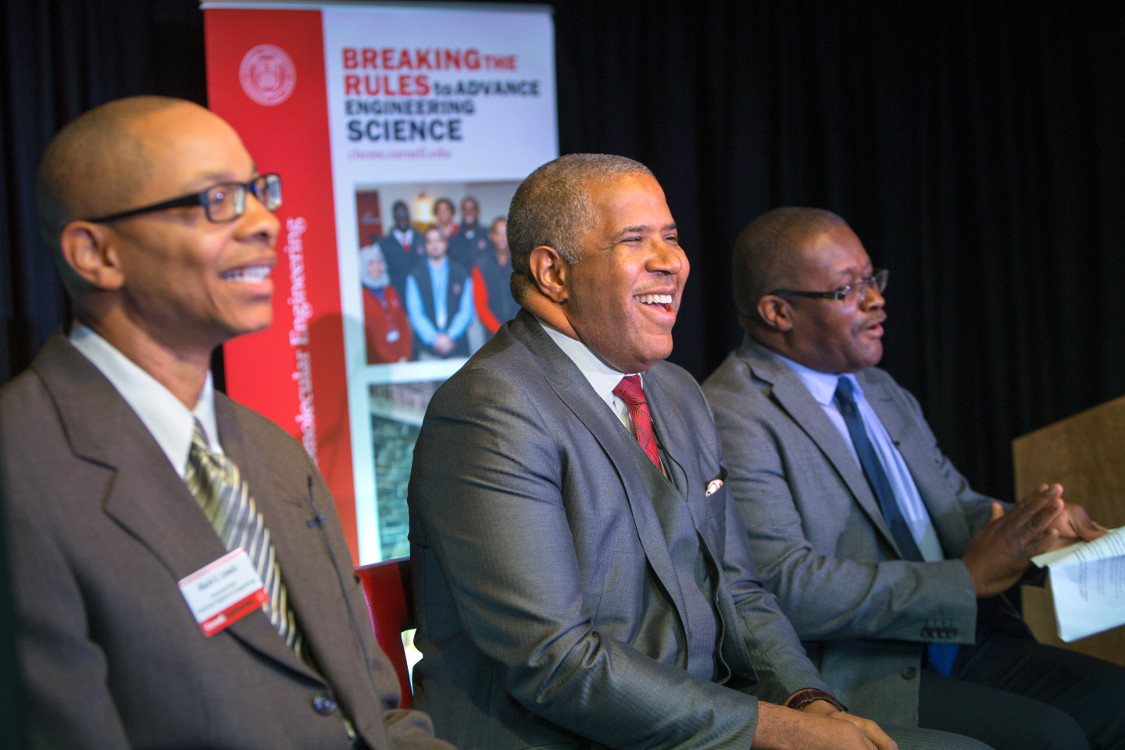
[355,558,415,708]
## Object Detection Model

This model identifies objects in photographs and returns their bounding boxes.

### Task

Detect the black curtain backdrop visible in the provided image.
[4,0,1123,509]
[1,0,1122,739]
[1,3,1122,701]
[5,0,1123,496]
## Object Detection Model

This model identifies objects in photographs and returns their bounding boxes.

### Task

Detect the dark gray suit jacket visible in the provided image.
[703,337,1000,725]
[0,335,450,750]
[408,312,830,749]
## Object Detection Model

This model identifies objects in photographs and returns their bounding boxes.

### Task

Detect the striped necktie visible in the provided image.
[184,420,303,656]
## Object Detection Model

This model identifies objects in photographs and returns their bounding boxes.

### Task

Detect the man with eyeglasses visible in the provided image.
[703,206,1125,750]
[0,96,451,749]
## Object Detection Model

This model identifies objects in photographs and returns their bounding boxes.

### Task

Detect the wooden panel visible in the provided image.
[1013,395,1125,666]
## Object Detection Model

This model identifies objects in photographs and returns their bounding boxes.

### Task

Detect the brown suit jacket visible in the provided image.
[0,335,451,749]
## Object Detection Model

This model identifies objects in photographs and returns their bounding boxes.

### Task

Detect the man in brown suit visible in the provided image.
[0,96,452,749]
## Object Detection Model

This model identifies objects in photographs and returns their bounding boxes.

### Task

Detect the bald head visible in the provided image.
[731,206,848,328]
[507,153,653,304]
[34,94,274,358]
[36,96,191,249]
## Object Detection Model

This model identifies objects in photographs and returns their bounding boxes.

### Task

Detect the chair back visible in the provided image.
[355,558,415,707]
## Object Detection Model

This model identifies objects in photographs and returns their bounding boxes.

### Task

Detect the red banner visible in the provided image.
[204,3,556,563]
[205,9,359,562]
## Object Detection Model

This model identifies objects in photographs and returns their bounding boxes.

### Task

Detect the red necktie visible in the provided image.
[614,375,662,469]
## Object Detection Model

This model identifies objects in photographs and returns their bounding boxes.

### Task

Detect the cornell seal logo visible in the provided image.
[239,44,296,106]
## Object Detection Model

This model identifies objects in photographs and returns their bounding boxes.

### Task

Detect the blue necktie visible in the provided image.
[834,378,957,676]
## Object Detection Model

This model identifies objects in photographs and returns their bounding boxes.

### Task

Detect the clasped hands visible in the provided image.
[962,483,1106,598]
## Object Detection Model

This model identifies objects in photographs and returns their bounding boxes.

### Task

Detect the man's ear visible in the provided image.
[756,294,794,332]
[528,245,569,303]
[58,221,125,291]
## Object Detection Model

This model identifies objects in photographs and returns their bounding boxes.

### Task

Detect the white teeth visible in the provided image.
[635,293,672,305]
[222,266,271,283]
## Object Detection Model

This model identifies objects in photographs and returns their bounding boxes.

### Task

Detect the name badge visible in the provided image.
[179,549,268,637]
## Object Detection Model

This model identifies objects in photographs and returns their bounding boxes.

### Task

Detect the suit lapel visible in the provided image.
[643,366,727,591]
[36,336,315,679]
[214,399,337,679]
[643,365,727,560]
[36,336,231,577]
[859,373,973,551]
[741,340,903,555]
[217,398,399,703]
[642,365,692,496]
[508,314,691,618]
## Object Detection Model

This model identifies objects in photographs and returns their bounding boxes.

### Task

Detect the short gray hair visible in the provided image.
[507,153,652,302]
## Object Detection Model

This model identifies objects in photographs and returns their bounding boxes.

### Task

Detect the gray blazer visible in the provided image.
[702,336,1003,725]
[0,335,450,750]
[408,312,829,749]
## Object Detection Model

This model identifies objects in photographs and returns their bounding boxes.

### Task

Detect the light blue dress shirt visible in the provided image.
[775,353,945,561]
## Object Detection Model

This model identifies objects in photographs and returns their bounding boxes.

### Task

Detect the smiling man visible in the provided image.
[407,156,984,749]
[703,206,1125,750]
[0,96,450,749]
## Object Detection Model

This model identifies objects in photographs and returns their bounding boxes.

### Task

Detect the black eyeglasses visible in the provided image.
[770,268,889,302]
[84,173,282,224]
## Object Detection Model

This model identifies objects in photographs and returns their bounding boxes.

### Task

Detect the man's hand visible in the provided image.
[801,700,898,750]
[1041,501,1106,552]
[961,483,1065,597]
[754,701,898,750]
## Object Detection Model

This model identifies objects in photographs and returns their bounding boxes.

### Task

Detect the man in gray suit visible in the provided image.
[703,207,1125,750]
[408,155,990,749]
[0,96,451,749]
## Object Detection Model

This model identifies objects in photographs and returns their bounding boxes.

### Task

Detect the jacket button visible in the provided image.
[901,666,917,680]
[312,693,338,715]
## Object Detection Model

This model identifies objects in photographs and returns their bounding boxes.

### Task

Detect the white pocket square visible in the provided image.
[705,468,727,497]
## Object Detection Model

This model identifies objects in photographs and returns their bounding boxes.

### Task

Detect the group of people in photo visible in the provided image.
[360,195,517,364]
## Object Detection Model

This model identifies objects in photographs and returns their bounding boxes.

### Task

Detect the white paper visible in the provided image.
[1031,526,1125,642]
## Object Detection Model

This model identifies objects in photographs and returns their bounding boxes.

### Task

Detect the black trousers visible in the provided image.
[918,634,1125,750]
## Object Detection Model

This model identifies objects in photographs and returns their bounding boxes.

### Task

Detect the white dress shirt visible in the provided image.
[538,319,639,431]
[69,323,221,477]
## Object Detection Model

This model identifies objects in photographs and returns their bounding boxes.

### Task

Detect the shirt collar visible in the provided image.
[536,318,635,410]
[772,350,862,407]
[69,323,220,476]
